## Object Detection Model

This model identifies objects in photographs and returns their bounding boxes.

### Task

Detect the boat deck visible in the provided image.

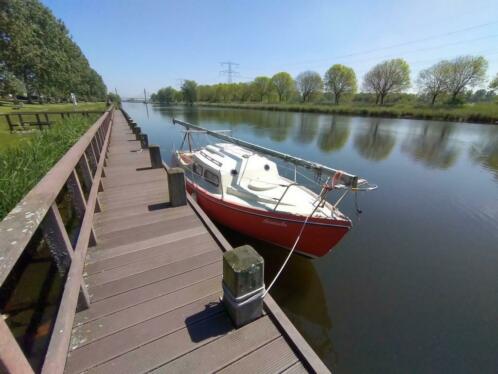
[63,110,328,373]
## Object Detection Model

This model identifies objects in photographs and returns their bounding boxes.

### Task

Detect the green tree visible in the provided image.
[490,73,498,91]
[324,64,357,104]
[181,80,197,105]
[107,92,121,105]
[296,71,323,102]
[251,76,271,102]
[362,59,410,105]
[0,66,25,96]
[416,61,449,105]
[156,86,178,104]
[444,56,487,102]
[271,72,295,102]
[0,0,106,101]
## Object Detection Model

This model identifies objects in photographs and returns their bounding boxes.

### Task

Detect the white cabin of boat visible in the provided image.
[177,143,350,222]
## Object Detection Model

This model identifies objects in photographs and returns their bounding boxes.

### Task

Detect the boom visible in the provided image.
[173,118,362,188]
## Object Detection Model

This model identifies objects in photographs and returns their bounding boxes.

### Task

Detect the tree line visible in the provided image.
[151,55,498,106]
[0,0,107,102]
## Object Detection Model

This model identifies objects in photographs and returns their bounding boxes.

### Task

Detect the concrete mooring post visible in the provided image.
[222,245,264,327]
[149,144,162,169]
[134,126,141,139]
[139,133,149,148]
[167,168,187,206]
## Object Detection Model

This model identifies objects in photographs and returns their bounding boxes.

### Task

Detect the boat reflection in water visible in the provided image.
[221,225,338,369]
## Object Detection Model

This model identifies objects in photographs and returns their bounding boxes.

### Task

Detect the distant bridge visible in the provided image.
[121,97,148,103]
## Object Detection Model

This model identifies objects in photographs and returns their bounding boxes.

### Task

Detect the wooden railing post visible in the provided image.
[78,154,93,191]
[40,204,91,309]
[149,144,162,169]
[41,204,73,272]
[66,170,98,247]
[167,168,187,207]
[85,146,97,175]
[0,318,34,374]
[5,114,14,133]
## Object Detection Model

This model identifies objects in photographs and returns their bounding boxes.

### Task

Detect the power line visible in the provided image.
[220,61,240,83]
[244,20,498,73]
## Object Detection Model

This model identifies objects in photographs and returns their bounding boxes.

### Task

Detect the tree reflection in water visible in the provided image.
[401,123,460,169]
[317,117,351,153]
[293,113,319,144]
[470,126,498,179]
[354,119,396,161]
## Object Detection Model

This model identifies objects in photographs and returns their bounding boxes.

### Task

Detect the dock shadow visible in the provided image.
[136,166,152,171]
[185,301,232,343]
[148,202,170,211]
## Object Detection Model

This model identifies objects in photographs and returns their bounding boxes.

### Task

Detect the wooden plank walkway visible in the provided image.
[64,110,328,373]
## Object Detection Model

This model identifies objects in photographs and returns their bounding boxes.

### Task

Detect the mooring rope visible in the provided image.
[263,181,331,298]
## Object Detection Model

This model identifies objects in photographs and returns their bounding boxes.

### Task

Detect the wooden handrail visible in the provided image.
[0,107,114,373]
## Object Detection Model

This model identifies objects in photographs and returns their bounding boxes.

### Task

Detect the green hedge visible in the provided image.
[0,116,98,220]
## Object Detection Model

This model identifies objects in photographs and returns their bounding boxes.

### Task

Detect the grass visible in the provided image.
[198,102,498,124]
[0,114,100,220]
[0,102,107,150]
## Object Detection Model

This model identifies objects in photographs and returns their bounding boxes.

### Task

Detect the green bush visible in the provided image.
[0,116,98,219]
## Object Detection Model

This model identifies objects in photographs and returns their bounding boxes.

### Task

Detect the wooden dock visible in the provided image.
[0,109,329,373]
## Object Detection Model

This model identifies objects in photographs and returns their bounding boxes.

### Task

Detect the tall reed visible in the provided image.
[0,116,98,219]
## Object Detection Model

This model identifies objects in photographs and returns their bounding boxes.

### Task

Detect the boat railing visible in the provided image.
[273,182,298,211]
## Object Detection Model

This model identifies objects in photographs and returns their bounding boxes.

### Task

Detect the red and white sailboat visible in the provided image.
[173,119,377,258]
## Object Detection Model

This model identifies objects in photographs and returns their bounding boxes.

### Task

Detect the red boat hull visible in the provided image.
[186,180,351,258]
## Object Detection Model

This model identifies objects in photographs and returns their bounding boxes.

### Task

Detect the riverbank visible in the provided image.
[0,102,107,149]
[197,102,498,124]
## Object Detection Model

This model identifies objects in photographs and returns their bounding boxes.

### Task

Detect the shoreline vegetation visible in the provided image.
[195,102,498,124]
[0,112,101,220]
[151,56,498,126]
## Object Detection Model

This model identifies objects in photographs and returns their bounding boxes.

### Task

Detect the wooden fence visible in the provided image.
[0,108,113,373]
[0,111,105,133]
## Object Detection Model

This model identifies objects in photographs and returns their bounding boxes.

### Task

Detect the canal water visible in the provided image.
[123,103,498,373]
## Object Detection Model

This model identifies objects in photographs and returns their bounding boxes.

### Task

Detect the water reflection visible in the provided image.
[470,127,498,179]
[294,113,319,144]
[317,117,351,153]
[151,105,295,142]
[266,111,293,142]
[354,119,396,161]
[220,225,337,367]
[402,124,460,169]
[267,251,337,368]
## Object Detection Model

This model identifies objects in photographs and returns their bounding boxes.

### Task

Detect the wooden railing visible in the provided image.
[0,108,113,373]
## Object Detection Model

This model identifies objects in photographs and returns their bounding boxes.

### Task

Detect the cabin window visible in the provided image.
[264,164,270,171]
[204,169,219,186]
[193,163,203,176]
[230,169,238,176]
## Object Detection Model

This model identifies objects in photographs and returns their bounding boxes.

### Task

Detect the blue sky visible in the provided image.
[43,0,498,97]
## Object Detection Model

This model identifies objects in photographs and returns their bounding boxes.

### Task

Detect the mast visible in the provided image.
[172,118,359,187]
